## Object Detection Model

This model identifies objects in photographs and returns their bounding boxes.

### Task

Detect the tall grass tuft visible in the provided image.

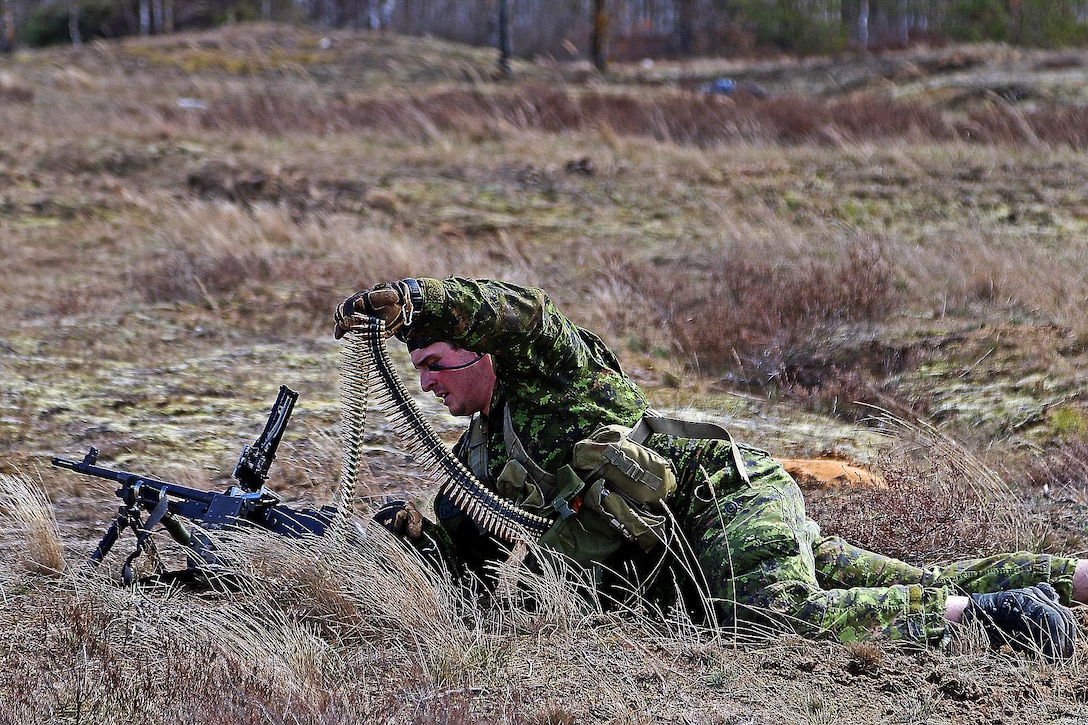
[178,84,1088,150]
[621,236,899,385]
[0,473,65,575]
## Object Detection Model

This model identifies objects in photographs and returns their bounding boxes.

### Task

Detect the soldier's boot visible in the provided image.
[962,583,1078,660]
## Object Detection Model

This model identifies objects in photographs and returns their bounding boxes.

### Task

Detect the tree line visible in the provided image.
[3,0,1087,60]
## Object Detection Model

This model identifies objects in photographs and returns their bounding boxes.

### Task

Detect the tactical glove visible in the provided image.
[962,583,1078,660]
[372,500,425,540]
[333,278,422,340]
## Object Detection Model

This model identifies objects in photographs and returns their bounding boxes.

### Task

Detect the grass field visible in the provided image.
[3,23,1088,723]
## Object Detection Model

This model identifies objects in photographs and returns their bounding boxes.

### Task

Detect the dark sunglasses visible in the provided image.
[423,352,485,372]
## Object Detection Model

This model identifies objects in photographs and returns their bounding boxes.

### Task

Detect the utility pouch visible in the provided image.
[572,424,677,510]
[582,478,668,552]
[495,459,546,512]
[538,466,627,567]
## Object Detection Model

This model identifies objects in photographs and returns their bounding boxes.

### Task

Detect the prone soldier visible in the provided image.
[336,277,1082,659]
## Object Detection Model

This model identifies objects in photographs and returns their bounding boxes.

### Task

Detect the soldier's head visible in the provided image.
[407,337,495,417]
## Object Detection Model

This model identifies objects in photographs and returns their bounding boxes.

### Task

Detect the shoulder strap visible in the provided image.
[502,405,558,495]
[628,412,750,485]
[464,412,490,482]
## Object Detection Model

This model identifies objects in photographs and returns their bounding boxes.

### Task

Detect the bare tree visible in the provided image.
[68,0,81,45]
[858,0,869,50]
[591,0,607,71]
[496,0,512,76]
[1,0,15,52]
[675,0,696,54]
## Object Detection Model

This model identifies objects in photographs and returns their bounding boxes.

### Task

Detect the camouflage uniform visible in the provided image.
[408,277,1079,645]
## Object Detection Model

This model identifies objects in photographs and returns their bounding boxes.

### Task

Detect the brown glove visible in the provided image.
[333,278,421,340]
[372,500,424,540]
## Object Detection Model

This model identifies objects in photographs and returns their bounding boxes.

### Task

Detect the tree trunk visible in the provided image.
[68,1,82,46]
[139,0,150,35]
[898,0,909,47]
[496,0,512,77]
[675,0,695,55]
[153,0,164,33]
[858,0,869,50]
[164,0,174,32]
[1,0,15,52]
[591,0,607,72]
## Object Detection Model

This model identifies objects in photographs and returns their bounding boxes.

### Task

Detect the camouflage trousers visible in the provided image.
[654,435,1079,646]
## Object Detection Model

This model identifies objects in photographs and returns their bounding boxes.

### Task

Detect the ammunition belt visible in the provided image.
[340,318,551,542]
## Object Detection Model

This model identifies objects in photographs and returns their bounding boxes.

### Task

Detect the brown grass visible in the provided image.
[617,236,899,388]
[5,27,1088,724]
[170,85,1088,150]
[0,474,65,575]
[807,412,1030,564]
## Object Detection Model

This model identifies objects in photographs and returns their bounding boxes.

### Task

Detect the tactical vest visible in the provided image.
[467,404,750,567]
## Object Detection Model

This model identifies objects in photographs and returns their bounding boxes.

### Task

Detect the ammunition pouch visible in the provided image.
[511,423,672,565]
[500,408,749,568]
[572,424,677,508]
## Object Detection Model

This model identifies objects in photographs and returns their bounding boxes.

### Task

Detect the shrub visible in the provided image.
[135,244,276,304]
[626,237,899,384]
[729,0,848,54]
[946,0,1012,43]
[185,84,1083,151]
[806,413,1027,564]
[1013,0,1088,48]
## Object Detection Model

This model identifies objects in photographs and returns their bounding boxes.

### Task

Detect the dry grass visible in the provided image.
[153,84,1088,151]
[623,235,898,379]
[4,25,1088,723]
[807,411,1031,565]
[4,491,1082,725]
[0,473,65,575]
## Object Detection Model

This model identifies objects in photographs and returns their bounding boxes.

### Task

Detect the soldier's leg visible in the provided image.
[674,449,950,645]
[813,536,1080,605]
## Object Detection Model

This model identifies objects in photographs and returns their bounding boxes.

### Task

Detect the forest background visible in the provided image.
[5,0,1088,61]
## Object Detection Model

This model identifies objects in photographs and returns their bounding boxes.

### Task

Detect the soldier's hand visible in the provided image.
[333,279,420,340]
[965,582,1078,660]
[372,500,424,540]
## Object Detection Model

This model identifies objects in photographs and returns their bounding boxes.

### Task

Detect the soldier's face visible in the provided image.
[410,342,496,417]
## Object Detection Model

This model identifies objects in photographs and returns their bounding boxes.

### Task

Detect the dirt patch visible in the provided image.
[778,457,886,490]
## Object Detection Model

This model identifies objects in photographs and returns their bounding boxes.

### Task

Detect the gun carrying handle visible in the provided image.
[161,513,192,547]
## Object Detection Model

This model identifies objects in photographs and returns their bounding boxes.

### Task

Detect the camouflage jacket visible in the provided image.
[407,277,651,571]
[410,277,649,484]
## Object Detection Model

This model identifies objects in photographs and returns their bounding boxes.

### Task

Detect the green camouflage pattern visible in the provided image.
[412,278,648,481]
[812,536,1078,639]
[651,433,1078,644]
[404,277,1079,646]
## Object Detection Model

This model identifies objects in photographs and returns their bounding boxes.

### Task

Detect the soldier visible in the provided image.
[335,277,1083,658]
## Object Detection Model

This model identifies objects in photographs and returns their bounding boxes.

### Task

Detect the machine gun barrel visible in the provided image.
[52,447,218,505]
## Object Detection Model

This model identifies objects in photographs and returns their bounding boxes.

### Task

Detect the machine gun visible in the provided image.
[52,385,338,585]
